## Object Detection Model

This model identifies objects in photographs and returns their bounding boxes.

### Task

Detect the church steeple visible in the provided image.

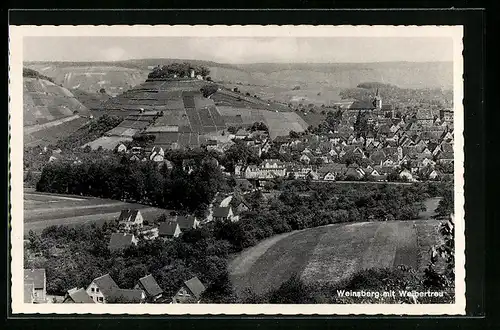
[373,88,382,110]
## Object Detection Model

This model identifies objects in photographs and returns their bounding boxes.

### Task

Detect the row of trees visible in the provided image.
[23,67,55,83]
[147,63,210,80]
[36,150,229,216]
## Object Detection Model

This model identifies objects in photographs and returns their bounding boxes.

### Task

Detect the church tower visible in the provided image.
[373,88,382,110]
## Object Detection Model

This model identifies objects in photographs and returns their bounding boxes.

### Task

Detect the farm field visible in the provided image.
[226,84,344,107]
[23,191,169,235]
[217,106,309,138]
[228,219,444,297]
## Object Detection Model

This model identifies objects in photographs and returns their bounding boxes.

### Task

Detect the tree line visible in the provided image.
[147,63,210,80]
[36,150,229,217]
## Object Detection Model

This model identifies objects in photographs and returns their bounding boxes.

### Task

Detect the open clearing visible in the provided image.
[23,191,169,235]
[229,219,444,297]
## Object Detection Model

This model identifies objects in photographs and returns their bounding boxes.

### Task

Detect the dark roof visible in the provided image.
[91,274,120,298]
[137,274,163,297]
[114,289,145,303]
[318,163,347,174]
[24,269,45,289]
[416,109,434,119]
[24,283,34,303]
[108,233,135,251]
[441,142,454,153]
[67,288,94,303]
[349,100,376,110]
[234,178,253,189]
[158,221,180,237]
[176,215,197,230]
[437,151,454,160]
[213,206,231,218]
[118,209,140,222]
[183,277,206,299]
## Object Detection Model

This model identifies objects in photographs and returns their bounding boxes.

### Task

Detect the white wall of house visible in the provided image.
[86,282,106,303]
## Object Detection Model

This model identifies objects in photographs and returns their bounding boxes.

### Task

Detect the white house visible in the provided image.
[117,143,127,153]
[86,274,145,304]
[24,269,46,303]
[118,209,144,230]
[399,169,414,181]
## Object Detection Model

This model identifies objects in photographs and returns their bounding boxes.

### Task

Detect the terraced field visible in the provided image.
[24,77,89,126]
[23,191,169,235]
[24,116,90,147]
[229,220,444,297]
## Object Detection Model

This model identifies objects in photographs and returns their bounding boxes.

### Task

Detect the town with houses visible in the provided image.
[24,89,454,304]
[19,33,458,306]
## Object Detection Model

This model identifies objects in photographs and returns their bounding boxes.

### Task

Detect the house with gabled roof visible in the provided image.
[299,153,311,164]
[172,277,207,304]
[440,142,454,153]
[234,129,250,140]
[63,287,95,304]
[316,166,336,181]
[116,143,127,153]
[213,206,238,222]
[86,273,146,304]
[390,124,400,134]
[108,233,138,251]
[436,151,454,164]
[369,150,386,166]
[158,221,182,239]
[328,148,339,158]
[441,131,454,143]
[345,163,365,180]
[24,269,46,303]
[175,215,200,231]
[118,209,144,230]
[232,199,251,214]
[134,274,163,302]
[24,283,35,303]
[399,169,415,182]
[352,147,366,159]
[149,146,165,162]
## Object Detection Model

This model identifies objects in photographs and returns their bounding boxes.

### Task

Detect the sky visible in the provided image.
[23,37,453,64]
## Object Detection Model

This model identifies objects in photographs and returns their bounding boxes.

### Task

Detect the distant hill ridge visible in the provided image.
[25,59,453,92]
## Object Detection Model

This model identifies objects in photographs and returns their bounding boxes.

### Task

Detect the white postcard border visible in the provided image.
[9,25,465,315]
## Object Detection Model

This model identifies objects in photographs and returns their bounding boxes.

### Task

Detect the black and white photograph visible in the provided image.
[9,25,465,315]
